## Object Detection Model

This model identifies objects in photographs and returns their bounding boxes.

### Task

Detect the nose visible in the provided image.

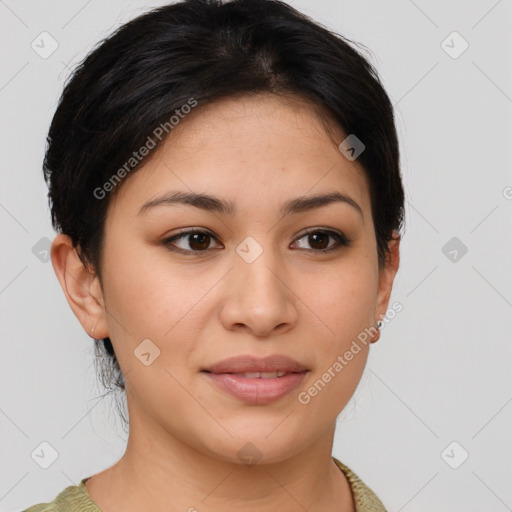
[219,242,298,338]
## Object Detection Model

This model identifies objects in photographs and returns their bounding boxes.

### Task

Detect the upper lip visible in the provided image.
[202,355,308,374]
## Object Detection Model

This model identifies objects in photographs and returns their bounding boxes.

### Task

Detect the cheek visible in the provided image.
[301,256,378,343]
[293,259,377,414]
[102,234,177,328]
[100,240,219,373]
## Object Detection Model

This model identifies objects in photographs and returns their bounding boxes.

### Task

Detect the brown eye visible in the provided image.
[187,232,211,251]
[163,230,222,253]
[307,232,330,250]
[293,229,351,253]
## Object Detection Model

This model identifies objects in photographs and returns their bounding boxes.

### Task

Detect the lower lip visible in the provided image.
[203,371,308,405]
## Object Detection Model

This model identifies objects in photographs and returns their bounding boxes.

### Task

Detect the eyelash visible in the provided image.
[161,228,352,255]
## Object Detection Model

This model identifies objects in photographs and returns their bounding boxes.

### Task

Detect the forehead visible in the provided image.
[165,93,344,155]
[108,93,372,220]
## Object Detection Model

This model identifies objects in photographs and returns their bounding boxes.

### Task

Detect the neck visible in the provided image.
[86,412,355,512]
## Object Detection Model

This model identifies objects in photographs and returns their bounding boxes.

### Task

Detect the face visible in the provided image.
[69,94,398,464]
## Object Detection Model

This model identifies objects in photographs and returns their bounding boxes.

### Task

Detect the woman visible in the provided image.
[25,0,404,510]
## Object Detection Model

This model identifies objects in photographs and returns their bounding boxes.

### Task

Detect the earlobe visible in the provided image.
[50,234,109,340]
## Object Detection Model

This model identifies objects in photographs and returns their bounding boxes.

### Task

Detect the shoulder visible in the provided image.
[22,479,101,512]
[332,457,388,512]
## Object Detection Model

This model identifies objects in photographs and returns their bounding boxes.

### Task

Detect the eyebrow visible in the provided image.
[138,190,363,218]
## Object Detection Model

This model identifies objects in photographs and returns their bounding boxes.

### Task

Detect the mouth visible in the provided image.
[209,370,290,378]
[202,354,308,374]
[201,355,309,405]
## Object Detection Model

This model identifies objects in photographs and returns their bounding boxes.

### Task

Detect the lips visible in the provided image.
[202,355,309,405]
[235,371,288,378]
[202,354,308,374]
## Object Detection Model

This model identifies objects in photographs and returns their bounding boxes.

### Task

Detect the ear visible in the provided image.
[372,232,401,341]
[50,234,109,340]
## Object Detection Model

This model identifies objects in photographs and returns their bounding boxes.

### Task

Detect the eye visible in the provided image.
[292,229,351,253]
[162,228,351,255]
[162,230,222,253]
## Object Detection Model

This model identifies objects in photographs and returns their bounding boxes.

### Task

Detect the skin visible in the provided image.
[51,93,400,512]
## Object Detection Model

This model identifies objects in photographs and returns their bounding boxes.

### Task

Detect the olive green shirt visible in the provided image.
[23,457,386,511]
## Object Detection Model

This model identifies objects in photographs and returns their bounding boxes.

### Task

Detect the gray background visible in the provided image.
[1,1,511,510]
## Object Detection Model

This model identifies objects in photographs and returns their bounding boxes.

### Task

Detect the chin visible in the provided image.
[199,423,310,467]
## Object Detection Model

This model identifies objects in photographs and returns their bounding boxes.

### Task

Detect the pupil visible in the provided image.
[190,233,209,250]
[310,233,328,250]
